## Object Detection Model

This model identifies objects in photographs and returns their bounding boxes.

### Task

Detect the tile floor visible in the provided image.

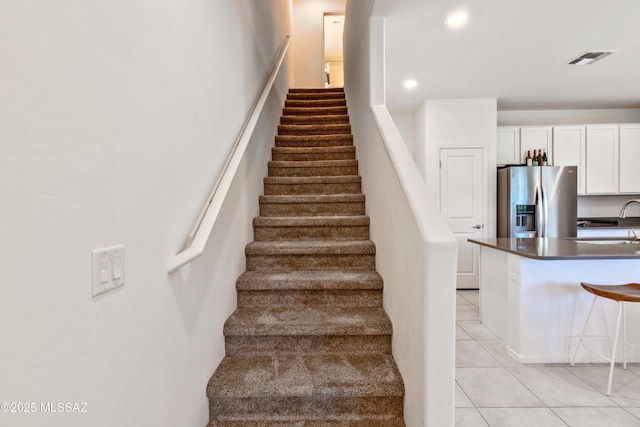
[456,290,640,426]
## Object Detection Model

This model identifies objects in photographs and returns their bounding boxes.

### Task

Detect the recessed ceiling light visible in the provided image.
[404,79,418,89]
[445,11,468,29]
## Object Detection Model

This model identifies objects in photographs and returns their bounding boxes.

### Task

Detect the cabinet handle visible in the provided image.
[472,224,483,229]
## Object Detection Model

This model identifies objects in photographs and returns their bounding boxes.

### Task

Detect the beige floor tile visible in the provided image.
[570,365,640,406]
[458,294,474,307]
[458,320,498,340]
[552,407,640,426]
[458,290,480,307]
[626,407,640,419]
[457,305,480,321]
[509,366,615,407]
[478,408,566,427]
[457,324,474,341]
[456,408,489,426]
[456,382,474,408]
[456,367,543,408]
[457,341,502,368]
[476,340,521,367]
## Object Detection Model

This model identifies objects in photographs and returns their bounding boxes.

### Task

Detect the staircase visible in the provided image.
[206,88,405,426]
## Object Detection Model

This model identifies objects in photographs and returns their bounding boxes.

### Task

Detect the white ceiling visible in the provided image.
[372,0,640,112]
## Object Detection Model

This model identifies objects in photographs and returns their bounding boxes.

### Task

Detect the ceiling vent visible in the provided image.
[568,51,615,65]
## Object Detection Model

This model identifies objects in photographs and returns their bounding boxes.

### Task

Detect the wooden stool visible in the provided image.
[570,282,640,396]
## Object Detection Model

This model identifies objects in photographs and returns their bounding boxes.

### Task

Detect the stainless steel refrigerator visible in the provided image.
[497,166,577,238]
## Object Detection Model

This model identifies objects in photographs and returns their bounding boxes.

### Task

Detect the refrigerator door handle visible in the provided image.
[536,185,544,238]
[541,185,548,237]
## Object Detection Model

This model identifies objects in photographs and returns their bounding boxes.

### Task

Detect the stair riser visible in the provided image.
[268,166,359,177]
[278,125,351,136]
[246,255,375,271]
[225,335,391,356]
[210,396,403,420]
[287,93,346,101]
[264,183,361,196]
[275,140,353,148]
[285,99,347,108]
[272,151,355,161]
[237,289,381,308]
[289,88,344,93]
[281,116,349,125]
[283,107,348,116]
[254,226,369,241]
[210,420,404,427]
[259,202,365,217]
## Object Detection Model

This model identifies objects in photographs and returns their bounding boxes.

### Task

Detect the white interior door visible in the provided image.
[439,148,484,289]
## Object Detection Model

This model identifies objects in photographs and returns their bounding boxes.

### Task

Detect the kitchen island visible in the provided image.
[469,237,640,364]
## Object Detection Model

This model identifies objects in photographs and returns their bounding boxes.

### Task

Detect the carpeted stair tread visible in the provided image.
[207,354,403,398]
[225,334,391,357]
[281,114,349,125]
[207,88,404,425]
[264,176,361,185]
[285,99,347,108]
[237,270,382,291]
[209,418,405,426]
[271,146,355,162]
[224,307,392,336]
[245,240,375,256]
[263,176,361,196]
[268,159,358,168]
[275,134,353,147]
[289,88,344,93]
[283,106,348,116]
[253,215,369,228]
[287,92,346,101]
[258,194,365,217]
[252,215,369,241]
[267,160,359,177]
[209,395,403,424]
[259,194,365,204]
[278,124,351,136]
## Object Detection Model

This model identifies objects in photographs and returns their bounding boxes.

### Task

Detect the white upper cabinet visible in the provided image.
[585,125,619,194]
[619,124,640,194]
[520,126,552,165]
[497,123,640,196]
[553,126,586,195]
[496,127,521,165]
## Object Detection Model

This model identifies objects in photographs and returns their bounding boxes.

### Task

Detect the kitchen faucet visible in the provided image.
[619,199,640,218]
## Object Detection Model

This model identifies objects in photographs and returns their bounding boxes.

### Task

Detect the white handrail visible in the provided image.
[168,37,290,274]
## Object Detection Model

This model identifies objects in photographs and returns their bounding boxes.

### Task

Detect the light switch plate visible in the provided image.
[91,245,125,297]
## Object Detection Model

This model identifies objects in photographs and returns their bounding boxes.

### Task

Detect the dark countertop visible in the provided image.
[468,237,640,260]
[578,217,640,229]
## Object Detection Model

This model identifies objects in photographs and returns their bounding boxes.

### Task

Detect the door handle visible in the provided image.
[472,224,483,229]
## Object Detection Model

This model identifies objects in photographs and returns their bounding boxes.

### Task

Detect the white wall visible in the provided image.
[292,0,346,88]
[391,112,416,157]
[345,4,457,426]
[0,1,291,426]
[415,99,498,238]
[498,108,640,126]
[578,195,640,218]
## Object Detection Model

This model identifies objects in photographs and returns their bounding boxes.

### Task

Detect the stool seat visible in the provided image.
[581,282,640,303]
[573,282,640,396]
